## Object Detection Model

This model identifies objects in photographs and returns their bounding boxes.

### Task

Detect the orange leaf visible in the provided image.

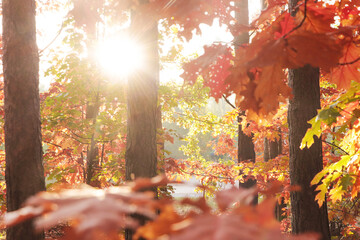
[327,40,360,89]
[255,64,292,114]
[134,205,185,240]
[295,1,336,34]
[285,32,343,71]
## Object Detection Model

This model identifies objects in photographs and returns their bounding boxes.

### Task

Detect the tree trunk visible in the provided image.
[125,16,158,182]
[288,2,330,239]
[85,100,100,186]
[238,124,256,191]
[235,0,257,204]
[264,138,270,161]
[125,10,159,240]
[3,0,46,239]
[288,65,330,239]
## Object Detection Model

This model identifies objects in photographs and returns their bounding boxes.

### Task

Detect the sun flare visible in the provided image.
[96,36,143,79]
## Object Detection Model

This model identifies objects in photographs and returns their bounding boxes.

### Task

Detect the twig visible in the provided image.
[173,111,236,127]
[177,166,236,181]
[338,57,360,66]
[222,94,236,109]
[322,139,349,155]
[43,140,62,148]
[283,0,308,39]
[39,21,65,55]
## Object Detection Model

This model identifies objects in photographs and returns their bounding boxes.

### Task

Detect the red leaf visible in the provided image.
[327,40,360,89]
[203,53,233,101]
[274,13,295,39]
[4,186,156,240]
[215,187,257,211]
[131,175,170,191]
[181,44,229,84]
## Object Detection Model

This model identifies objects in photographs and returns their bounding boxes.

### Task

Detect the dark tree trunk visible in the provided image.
[3,0,46,239]
[238,124,256,190]
[265,132,286,221]
[125,11,159,240]
[288,65,330,239]
[269,135,281,159]
[288,2,330,239]
[235,0,257,204]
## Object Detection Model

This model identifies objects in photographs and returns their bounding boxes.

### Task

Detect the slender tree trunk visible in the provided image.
[3,0,46,239]
[84,12,101,186]
[235,0,257,204]
[266,131,286,221]
[85,100,100,186]
[125,10,159,240]
[288,65,330,239]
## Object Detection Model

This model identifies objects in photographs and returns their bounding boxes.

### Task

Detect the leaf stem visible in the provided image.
[283,0,308,39]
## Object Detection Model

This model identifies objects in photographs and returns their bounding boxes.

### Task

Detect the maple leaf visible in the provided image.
[203,53,233,101]
[295,1,336,34]
[340,3,360,26]
[4,186,156,240]
[71,0,101,34]
[181,44,229,84]
[252,0,287,28]
[134,205,186,240]
[255,64,292,114]
[215,187,257,211]
[285,32,343,71]
[327,40,360,89]
[131,175,170,191]
[169,213,282,240]
[239,79,262,114]
[212,0,236,26]
[274,13,296,39]
[138,0,214,40]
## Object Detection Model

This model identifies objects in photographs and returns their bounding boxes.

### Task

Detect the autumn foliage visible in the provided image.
[2,0,360,239]
[4,176,319,240]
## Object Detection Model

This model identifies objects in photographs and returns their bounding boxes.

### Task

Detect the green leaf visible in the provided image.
[317,105,341,125]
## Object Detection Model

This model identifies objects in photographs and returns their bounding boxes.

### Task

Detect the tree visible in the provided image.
[125,9,160,240]
[125,12,159,187]
[287,1,330,239]
[2,0,46,239]
[235,0,257,201]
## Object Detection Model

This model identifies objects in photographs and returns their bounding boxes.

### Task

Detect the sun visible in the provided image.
[96,35,143,79]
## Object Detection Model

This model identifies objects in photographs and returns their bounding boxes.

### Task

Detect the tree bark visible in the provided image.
[125,10,159,240]
[288,65,330,239]
[3,0,46,239]
[125,17,158,182]
[235,0,257,204]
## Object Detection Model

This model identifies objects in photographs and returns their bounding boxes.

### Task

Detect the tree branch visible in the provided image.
[338,56,360,66]
[222,94,236,109]
[322,139,349,155]
[39,21,65,55]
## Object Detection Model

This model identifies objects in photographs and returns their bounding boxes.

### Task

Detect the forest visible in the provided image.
[1,0,360,239]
